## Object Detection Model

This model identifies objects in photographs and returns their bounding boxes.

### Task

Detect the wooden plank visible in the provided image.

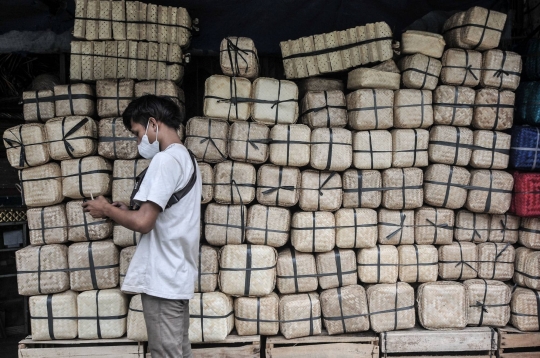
[385,355,491,358]
[381,326,497,353]
[499,329,540,349]
[266,342,377,358]
[19,345,143,358]
[500,353,540,358]
[20,336,139,345]
[192,334,260,345]
[266,330,378,346]
[192,344,260,358]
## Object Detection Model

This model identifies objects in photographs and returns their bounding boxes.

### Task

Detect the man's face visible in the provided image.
[130,118,158,145]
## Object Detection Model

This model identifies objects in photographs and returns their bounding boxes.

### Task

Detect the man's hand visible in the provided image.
[82,196,111,218]
[112,201,129,211]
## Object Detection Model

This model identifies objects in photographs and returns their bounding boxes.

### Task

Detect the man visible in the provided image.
[83,95,200,358]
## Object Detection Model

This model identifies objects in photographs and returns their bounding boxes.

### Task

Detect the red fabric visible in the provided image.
[512,171,540,217]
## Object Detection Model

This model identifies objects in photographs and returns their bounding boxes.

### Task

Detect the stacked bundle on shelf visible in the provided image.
[6,78,186,341]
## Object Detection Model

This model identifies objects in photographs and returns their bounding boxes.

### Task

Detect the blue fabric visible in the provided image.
[510,125,540,171]
[524,39,540,81]
[0,0,505,55]
[516,82,540,125]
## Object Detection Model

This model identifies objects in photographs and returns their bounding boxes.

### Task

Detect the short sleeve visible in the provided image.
[133,153,184,211]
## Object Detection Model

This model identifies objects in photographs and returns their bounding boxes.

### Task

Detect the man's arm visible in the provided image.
[82,196,161,234]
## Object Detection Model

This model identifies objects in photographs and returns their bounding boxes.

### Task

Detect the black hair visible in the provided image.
[122,94,183,131]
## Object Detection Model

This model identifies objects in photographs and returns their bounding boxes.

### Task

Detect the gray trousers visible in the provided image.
[141,293,192,358]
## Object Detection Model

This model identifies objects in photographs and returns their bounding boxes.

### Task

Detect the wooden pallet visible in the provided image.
[146,334,260,358]
[498,326,540,358]
[380,326,498,357]
[18,336,145,358]
[265,330,379,358]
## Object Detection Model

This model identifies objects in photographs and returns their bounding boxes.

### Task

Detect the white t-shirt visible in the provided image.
[121,144,201,300]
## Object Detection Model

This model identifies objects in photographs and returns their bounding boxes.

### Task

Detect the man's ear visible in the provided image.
[148,117,157,130]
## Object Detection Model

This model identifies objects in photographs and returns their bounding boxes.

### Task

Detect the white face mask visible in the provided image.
[138,121,160,159]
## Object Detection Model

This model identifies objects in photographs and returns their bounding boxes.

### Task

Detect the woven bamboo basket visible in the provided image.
[310,128,352,171]
[276,248,318,294]
[19,163,63,207]
[4,124,49,169]
[519,217,540,249]
[69,240,119,291]
[316,248,356,289]
[352,130,392,169]
[134,80,185,117]
[298,77,344,99]
[228,121,270,164]
[27,204,68,246]
[219,244,277,297]
[414,206,455,245]
[398,244,438,283]
[373,59,400,73]
[279,292,322,339]
[423,164,470,209]
[113,224,141,247]
[96,79,134,118]
[394,90,433,129]
[195,245,219,293]
[438,241,478,280]
[320,284,370,335]
[246,204,290,247]
[269,124,311,167]
[523,251,540,290]
[127,294,147,342]
[189,292,234,343]
[400,53,441,90]
[203,75,251,122]
[514,247,533,288]
[477,242,515,281]
[15,244,69,296]
[470,130,510,169]
[472,89,515,130]
[381,168,423,210]
[220,37,259,79]
[54,84,95,117]
[256,164,300,208]
[464,279,511,327]
[185,117,229,163]
[78,288,128,339]
[280,22,393,79]
[481,50,522,90]
[198,162,213,204]
[251,78,299,125]
[391,129,429,168]
[213,161,256,205]
[454,210,490,243]
[489,214,520,244]
[29,290,78,340]
[433,85,476,126]
[299,170,342,212]
[461,7,507,51]
[301,90,347,128]
[366,282,415,333]
[112,159,150,205]
[234,292,280,336]
[443,12,473,49]
[291,211,335,253]
[23,89,55,122]
[45,116,97,161]
[510,287,540,331]
[429,125,473,166]
[418,281,468,330]
[346,68,401,90]
[401,30,446,58]
[341,169,382,209]
[61,156,112,199]
[357,245,398,283]
[119,246,136,287]
[98,117,138,160]
[440,49,482,87]
[378,209,415,246]
[67,200,113,242]
[204,203,247,246]
[346,89,394,130]
[466,169,513,214]
[335,208,377,249]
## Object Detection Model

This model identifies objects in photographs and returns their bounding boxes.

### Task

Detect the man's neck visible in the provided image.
[158,130,182,151]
